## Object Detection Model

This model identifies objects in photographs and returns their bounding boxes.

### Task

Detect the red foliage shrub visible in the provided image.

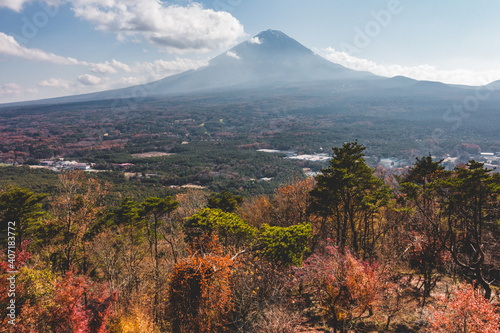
[0,240,31,327]
[296,242,381,330]
[405,232,450,270]
[427,282,500,333]
[43,271,91,332]
[1,268,115,332]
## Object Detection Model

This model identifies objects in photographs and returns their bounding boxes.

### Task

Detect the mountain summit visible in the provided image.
[228,29,315,59]
[152,29,376,95]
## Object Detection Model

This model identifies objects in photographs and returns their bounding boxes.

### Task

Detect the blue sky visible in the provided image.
[1,0,500,103]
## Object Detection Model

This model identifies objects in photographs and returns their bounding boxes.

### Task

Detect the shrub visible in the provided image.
[185,208,256,249]
[257,223,312,266]
[230,257,296,331]
[167,252,234,333]
[427,282,500,333]
[296,243,381,330]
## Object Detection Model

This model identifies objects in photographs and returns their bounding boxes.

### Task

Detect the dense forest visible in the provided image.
[1,90,499,205]
[1,90,499,173]
[1,141,499,332]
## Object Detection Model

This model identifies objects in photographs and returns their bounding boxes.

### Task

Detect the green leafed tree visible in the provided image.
[207,190,244,213]
[139,196,179,323]
[257,223,312,266]
[308,142,391,257]
[185,208,311,267]
[398,155,451,300]
[139,196,179,261]
[445,161,500,299]
[114,197,143,295]
[116,197,141,243]
[185,208,256,250]
[0,186,48,245]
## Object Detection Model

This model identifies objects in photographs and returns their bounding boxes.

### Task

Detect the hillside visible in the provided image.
[1,143,499,332]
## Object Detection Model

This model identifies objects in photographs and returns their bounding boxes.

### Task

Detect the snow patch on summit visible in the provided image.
[248,37,262,45]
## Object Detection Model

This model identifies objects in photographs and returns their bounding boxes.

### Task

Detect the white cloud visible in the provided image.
[0,33,135,78]
[133,57,208,79]
[0,0,59,11]
[0,83,22,97]
[248,37,262,45]
[0,33,137,77]
[0,32,86,65]
[0,83,40,102]
[77,74,102,85]
[110,59,131,72]
[102,57,209,89]
[321,47,500,86]
[119,76,146,86]
[90,59,131,74]
[0,29,208,99]
[0,0,32,11]
[71,1,245,53]
[38,78,70,89]
[226,51,240,60]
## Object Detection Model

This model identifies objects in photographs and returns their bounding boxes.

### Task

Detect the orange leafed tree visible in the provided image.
[270,178,315,227]
[167,248,234,332]
[239,178,315,228]
[49,170,108,273]
[238,195,272,228]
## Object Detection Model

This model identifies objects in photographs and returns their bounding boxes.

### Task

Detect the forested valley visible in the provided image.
[1,141,499,332]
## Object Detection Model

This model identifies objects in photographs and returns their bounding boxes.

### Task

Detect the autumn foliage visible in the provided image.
[167,243,234,332]
[11,271,114,332]
[2,143,500,332]
[296,242,381,330]
[427,283,500,333]
[1,244,115,332]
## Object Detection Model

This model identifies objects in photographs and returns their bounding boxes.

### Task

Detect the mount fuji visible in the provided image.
[149,29,378,94]
[2,30,388,106]
[0,29,481,106]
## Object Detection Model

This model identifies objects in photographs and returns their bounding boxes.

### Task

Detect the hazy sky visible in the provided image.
[1,0,500,103]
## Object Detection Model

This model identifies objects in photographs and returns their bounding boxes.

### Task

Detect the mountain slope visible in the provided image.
[0,29,480,107]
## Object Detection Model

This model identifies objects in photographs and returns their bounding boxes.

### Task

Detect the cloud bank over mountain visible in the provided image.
[321,47,500,86]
